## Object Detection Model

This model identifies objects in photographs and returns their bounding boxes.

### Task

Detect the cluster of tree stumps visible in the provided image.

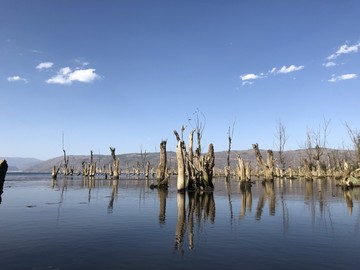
[172,129,215,192]
[49,121,360,193]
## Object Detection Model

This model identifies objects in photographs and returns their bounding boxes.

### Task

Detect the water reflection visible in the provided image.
[158,188,167,224]
[108,179,119,213]
[342,188,360,215]
[239,183,252,219]
[256,181,275,220]
[174,191,215,252]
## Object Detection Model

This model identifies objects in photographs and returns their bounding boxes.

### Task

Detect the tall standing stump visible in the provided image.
[0,160,8,194]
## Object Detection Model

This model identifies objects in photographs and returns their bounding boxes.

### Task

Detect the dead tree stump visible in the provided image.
[237,154,246,181]
[156,140,168,187]
[0,160,8,194]
[174,131,187,192]
[110,147,120,179]
[252,143,274,181]
[199,144,215,190]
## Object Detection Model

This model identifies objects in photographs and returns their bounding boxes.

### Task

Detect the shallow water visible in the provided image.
[1,173,360,270]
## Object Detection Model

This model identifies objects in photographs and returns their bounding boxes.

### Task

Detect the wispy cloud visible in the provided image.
[323,61,336,68]
[327,42,360,60]
[31,49,43,54]
[240,64,304,85]
[239,73,265,85]
[328,73,357,82]
[7,75,28,83]
[36,62,54,70]
[74,58,90,67]
[276,65,304,74]
[46,67,100,85]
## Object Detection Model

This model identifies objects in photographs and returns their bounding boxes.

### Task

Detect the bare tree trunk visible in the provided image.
[188,130,196,189]
[110,147,119,179]
[252,143,274,181]
[62,149,69,175]
[174,130,189,192]
[176,139,187,191]
[266,150,275,180]
[237,154,246,181]
[145,161,150,178]
[275,120,287,171]
[51,162,61,179]
[303,158,313,181]
[287,166,294,178]
[225,125,234,182]
[156,140,168,187]
[345,123,360,167]
[0,160,8,195]
[89,150,96,178]
[245,161,252,181]
[200,144,215,190]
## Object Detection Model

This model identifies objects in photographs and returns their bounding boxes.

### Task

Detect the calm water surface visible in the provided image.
[1,173,360,270]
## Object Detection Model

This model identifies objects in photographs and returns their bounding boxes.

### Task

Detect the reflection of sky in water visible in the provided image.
[1,173,360,269]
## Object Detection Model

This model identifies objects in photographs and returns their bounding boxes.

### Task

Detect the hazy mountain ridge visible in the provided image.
[0,157,43,172]
[17,147,354,173]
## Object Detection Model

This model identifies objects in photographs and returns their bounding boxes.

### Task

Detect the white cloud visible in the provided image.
[240,73,265,85]
[240,64,304,85]
[323,61,336,68]
[328,73,357,82]
[270,67,277,74]
[277,65,304,74]
[36,62,54,70]
[46,67,100,85]
[7,75,28,83]
[327,42,360,60]
[68,69,100,82]
[240,73,260,81]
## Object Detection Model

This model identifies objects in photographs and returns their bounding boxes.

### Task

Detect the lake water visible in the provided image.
[1,173,360,270]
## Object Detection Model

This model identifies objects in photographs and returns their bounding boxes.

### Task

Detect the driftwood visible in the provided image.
[0,160,8,195]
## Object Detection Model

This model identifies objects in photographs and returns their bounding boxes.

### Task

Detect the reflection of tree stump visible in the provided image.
[0,160,8,194]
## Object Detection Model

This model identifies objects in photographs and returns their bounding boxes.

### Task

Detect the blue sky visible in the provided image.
[1,0,359,160]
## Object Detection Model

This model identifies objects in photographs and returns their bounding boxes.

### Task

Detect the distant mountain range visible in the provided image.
[0,157,43,172]
[2,148,354,173]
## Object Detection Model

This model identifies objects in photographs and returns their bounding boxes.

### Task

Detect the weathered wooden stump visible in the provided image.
[252,143,274,181]
[0,160,8,194]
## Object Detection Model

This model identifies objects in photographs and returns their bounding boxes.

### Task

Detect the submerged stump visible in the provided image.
[0,160,8,195]
[252,143,274,181]
[153,140,168,189]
